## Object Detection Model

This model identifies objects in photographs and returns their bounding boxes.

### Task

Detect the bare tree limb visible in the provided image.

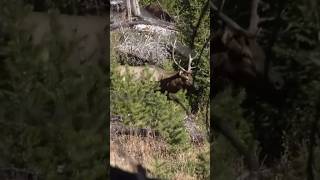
[190,0,210,49]
[131,0,141,16]
[259,17,276,23]
[126,0,132,21]
[263,1,286,79]
[209,1,255,37]
[219,0,226,11]
[172,39,187,72]
[248,0,260,33]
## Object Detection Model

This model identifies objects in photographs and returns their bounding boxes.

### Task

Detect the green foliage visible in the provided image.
[110,63,189,147]
[177,0,210,116]
[110,0,210,176]
[139,0,156,6]
[212,0,320,178]
[0,1,107,179]
[152,148,209,180]
[212,88,254,180]
[110,29,191,147]
[213,88,253,142]
[212,135,239,180]
[259,0,320,147]
[194,150,210,179]
[138,0,210,114]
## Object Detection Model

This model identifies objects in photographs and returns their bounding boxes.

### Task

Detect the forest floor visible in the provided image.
[110,134,209,179]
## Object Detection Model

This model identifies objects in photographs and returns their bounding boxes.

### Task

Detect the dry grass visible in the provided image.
[110,135,168,172]
[110,134,209,180]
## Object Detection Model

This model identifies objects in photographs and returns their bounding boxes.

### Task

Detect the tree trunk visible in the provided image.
[131,0,141,16]
[126,0,132,21]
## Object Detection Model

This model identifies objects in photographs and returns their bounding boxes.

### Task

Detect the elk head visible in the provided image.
[213,27,261,85]
[159,40,195,94]
[159,57,194,93]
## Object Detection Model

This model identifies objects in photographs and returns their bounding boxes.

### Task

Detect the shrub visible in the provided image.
[0,2,107,179]
[110,62,190,147]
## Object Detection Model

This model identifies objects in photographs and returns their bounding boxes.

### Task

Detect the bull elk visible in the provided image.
[114,41,196,94]
[210,0,284,178]
[213,28,283,97]
[114,41,196,114]
[213,27,263,87]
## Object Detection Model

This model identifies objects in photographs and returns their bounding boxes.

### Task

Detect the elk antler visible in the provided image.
[172,39,196,73]
[248,0,261,34]
[172,39,187,72]
[210,2,253,37]
[210,0,263,37]
[187,54,196,72]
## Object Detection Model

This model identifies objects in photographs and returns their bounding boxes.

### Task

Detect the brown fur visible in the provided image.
[158,70,193,93]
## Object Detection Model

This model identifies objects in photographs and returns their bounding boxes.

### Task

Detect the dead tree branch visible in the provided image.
[126,0,132,21]
[210,2,255,37]
[248,0,260,33]
[190,0,210,49]
[110,19,176,31]
[131,0,141,16]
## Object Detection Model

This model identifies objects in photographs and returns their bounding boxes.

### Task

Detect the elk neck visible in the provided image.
[159,71,193,93]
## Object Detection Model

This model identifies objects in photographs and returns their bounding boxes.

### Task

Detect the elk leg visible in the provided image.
[167,93,191,115]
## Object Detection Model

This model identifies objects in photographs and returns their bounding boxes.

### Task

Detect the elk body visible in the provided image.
[211,1,288,178]
[210,0,286,177]
[113,64,194,114]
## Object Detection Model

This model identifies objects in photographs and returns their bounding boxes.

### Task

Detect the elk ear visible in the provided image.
[178,71,183,75]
